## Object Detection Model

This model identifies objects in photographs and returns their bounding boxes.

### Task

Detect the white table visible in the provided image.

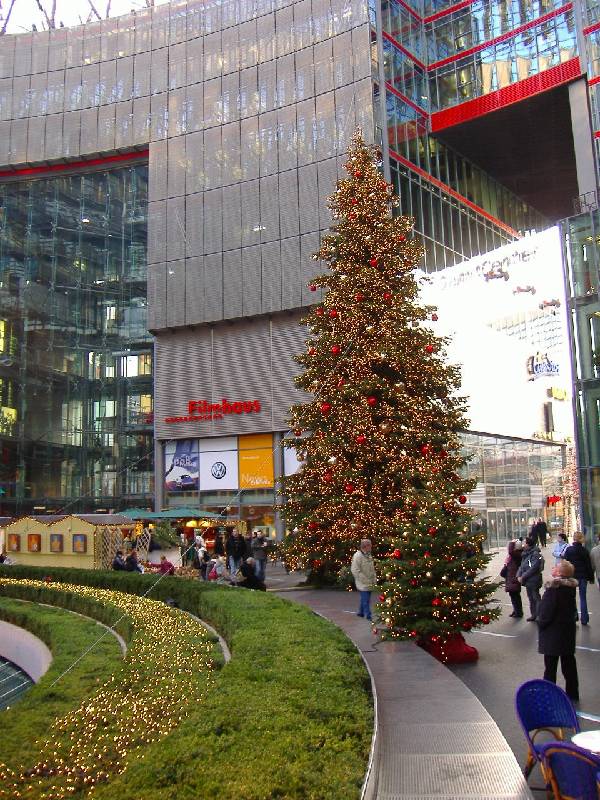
[571,730,600,754]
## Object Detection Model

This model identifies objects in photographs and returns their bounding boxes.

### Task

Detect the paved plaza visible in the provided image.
[266,549,600,799]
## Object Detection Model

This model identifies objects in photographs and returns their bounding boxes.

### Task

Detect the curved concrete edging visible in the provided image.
[279,589,533,800]
[307,605,379,800]
[182,610,232,663]
[0,620,52,682]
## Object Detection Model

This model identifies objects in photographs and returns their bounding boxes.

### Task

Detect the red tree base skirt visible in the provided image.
[420,633,479,664]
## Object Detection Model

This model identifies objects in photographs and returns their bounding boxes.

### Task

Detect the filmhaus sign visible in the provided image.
[164,399,262,424]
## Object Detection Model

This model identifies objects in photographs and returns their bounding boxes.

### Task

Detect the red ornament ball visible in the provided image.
[420,444,430,455]
[430,635,440,643]
[337,377,345,387]
[329,309,338,318]
[354,170,362,178]
[411,500,418,508]
[428,526,437,536]
[459,495,467,504]
[344,483,355,494]
[351,197,358,205]
[392,549,402,559]
[323,472,333,483]
[308,283,317,292]
[320,402,332,415]
[425,344,434,354]
[431,598,442,607]
[366,395,378,407]
[462,622,472,631]
[424,551,431,558]
[409,630,417,638]
[348,212,357,220]
[398,235,406,242]
[315,307,324,316]
[308,347,316,355]
[355,292,365,302]
[369,258,378,267]
[410,578,418,586]
[308,521,318,531]
[378,594,386,602]
[481,615,490,625]
[355,434,367,444]
[293,428,302,437]
[383,292,392,302]
[431,313,438,321]
[330,345,341,355]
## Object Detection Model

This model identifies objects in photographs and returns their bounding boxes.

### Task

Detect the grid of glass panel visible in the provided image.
[389,141,545,267]
[429,10,576,110]
[0,162,151,515]
[562,210,600,536]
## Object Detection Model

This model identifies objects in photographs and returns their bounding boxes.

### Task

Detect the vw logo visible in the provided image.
[211,461,227,479]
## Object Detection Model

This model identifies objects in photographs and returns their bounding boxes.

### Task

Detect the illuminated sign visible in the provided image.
[547,386,568,401]
[527,353,559,380]
[165,398,261,424]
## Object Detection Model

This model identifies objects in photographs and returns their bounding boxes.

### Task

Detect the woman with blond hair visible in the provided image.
[564,532,595,626]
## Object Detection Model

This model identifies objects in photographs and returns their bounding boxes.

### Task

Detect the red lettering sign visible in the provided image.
[164,399,262,424]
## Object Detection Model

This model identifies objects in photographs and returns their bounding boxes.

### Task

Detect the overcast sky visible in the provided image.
[4,0,168,34]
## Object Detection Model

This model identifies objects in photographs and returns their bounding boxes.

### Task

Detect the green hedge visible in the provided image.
[0,565,373,800]
[0,597,123,770]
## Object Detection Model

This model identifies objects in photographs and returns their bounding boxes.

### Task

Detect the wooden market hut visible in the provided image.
[3,514,135,569]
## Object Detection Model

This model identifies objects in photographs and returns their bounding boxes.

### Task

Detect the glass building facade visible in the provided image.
[461,431,565,548]
[562,210,600,537]
[0,159,152,515]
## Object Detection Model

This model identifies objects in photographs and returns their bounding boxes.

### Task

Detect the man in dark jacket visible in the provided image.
[537,559,579,701]
[516,536,544,621]
[225,529,246,576]
[564,531,595,626]
[112,550,126,571]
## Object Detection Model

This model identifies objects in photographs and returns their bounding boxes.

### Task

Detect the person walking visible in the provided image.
[591,536,600,590]
[225,529,245,577]
[516,536,544,621]
[551,532,569,566]
[528,520,539,547]
[564,531,595,625]
[537,559,579,702]
[504,539,523,618]
[536,518,548,548]
[351,539,377,621]
[251,531,269,582]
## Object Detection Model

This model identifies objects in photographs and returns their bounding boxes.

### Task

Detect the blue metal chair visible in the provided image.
[539,741,600,800]
[514,679,580,784]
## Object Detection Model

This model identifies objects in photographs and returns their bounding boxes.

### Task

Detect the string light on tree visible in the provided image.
[278,130,499,660]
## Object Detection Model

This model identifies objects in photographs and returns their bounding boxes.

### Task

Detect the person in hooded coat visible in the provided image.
[537,559,579,702]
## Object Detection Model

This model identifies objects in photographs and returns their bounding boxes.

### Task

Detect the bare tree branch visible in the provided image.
[105,0,112,18]
[1,0,18,35]
[86,0,103,21]
[33,0,56,28]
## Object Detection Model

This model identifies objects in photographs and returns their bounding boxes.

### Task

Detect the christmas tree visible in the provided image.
[279,130,499,660]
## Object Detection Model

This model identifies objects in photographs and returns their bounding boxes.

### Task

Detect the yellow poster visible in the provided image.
[239,448,274,489]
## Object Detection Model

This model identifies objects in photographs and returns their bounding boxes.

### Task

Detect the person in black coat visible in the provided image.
[237,557,266,591]
[564,531,595,626]
[225,529,246,576]
[537,559,579,701]
[504,540,523,618]
[536,518,548,548]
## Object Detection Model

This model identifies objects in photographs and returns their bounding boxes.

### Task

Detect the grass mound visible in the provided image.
[0,597,124,770]
[0,565,373,799]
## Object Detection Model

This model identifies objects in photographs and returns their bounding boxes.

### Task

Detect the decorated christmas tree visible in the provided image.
[279,130,499,661]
